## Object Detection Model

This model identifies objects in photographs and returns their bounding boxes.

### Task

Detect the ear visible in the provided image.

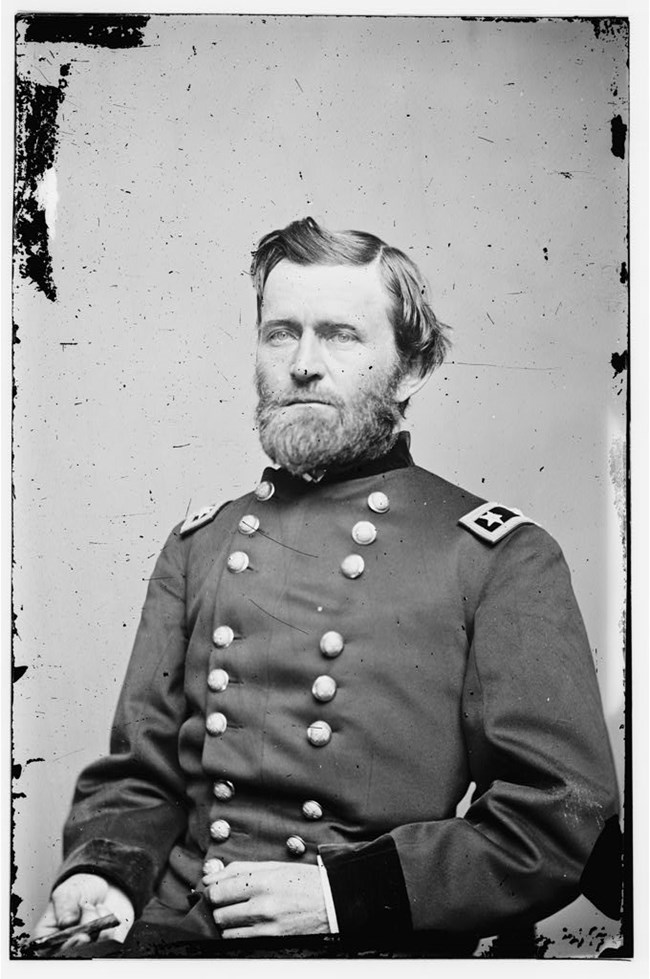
[394,365,430,404]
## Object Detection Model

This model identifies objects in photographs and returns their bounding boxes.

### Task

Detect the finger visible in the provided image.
[212,900,267,931]
[32,904,59,939]
[51,891,84,929]
[78,902,102,925]
[59,933,92,954]
[221,922,279,940]
[202,871,223,886]
[206,876,256,908]
[205,860,291,896]
[93,902,130,944]
[201,858,226,886]
[54,902,100,952]
[57,903,121,953]
[218,861,278,877]
[89,903,116,942]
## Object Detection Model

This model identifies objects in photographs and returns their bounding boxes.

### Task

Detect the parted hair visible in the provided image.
[250,216,450,378]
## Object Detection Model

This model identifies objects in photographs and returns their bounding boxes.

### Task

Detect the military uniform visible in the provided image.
[55,435,619,951]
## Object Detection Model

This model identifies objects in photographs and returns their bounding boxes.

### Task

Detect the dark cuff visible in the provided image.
[53,838,157,918]
[580,815,623,920]
[318,835,412,943]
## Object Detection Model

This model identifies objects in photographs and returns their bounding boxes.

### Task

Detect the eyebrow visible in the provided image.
[260,318,301,329]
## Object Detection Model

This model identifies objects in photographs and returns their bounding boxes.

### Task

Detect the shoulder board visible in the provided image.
[458,501,537,545]
[180,502,222,537]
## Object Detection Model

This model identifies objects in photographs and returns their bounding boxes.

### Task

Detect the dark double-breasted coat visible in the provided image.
[55,436,619,950]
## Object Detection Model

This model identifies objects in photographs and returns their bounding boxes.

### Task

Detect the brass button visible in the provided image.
[341,554,364,579]
[206,712,227,736]
[238,514,260,536]
[254,480,275,502]
[213,779,235,801]
[212,625,234,648]
[319,631,344,658]
[207,669,229,693]
[307,720,332,747]
[351,520,377,545]
[286,835,307,857]
[227,551,249,573]
[312,675,337,703]
[302,800,323,820]
[368,491,390,514]
[209,819,231,842]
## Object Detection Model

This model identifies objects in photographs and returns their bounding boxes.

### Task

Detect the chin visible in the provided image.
[258,409,399,476]
[258,415,341,474]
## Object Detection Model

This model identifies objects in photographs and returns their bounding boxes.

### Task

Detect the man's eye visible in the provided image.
[331,331,355,344]
[267,329,294,344]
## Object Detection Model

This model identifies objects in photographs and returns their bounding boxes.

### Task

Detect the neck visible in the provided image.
[293,431,413,485]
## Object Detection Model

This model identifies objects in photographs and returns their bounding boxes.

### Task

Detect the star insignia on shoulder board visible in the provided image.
[180,503,222,537]
[458,501,537,545]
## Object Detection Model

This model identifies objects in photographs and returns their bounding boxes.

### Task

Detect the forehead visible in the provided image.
[260,260,392,325]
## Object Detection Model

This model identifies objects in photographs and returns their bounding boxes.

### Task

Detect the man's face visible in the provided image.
[255,260,413,475]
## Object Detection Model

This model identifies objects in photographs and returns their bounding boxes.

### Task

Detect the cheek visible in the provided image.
[256,354,288,389]
[335,353,391,388]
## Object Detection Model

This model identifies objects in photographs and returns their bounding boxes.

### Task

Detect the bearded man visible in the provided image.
[32,218,620,958]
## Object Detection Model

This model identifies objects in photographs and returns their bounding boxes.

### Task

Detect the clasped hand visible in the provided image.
[201,859,330,938]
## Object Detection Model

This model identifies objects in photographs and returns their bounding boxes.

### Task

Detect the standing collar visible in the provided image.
[260,432,414,493]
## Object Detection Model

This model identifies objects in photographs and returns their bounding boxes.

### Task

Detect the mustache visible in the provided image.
[260,394,346,414]
[276,394,339,407]
[255,374,346,411]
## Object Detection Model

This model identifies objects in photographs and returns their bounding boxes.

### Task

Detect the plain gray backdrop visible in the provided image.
[12,14,628,955]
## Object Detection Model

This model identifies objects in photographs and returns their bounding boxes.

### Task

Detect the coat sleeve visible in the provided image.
[319,526,620,942]
[53,526,190,917]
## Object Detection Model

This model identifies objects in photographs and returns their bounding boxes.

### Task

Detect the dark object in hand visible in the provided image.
[24,913,121,956]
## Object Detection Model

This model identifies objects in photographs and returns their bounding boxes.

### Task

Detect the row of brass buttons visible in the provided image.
[205,482,391,853]
[208,502,328,851]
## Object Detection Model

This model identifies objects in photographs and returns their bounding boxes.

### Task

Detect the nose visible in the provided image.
[289,332,325,384]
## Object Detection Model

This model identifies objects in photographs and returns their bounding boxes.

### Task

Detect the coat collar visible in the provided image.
[261,432,414,496]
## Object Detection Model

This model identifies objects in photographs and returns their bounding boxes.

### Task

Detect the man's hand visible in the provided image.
[32,873,134,950]
[202,860,330,938]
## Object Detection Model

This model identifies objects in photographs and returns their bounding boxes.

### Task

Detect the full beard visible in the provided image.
[255,366,404,476]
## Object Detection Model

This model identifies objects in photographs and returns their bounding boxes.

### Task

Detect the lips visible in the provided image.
[282,399,334,407]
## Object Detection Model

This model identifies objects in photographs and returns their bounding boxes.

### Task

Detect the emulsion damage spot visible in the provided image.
[14,75,66,301]
[610,115,627,160]
[22,13,149,48]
